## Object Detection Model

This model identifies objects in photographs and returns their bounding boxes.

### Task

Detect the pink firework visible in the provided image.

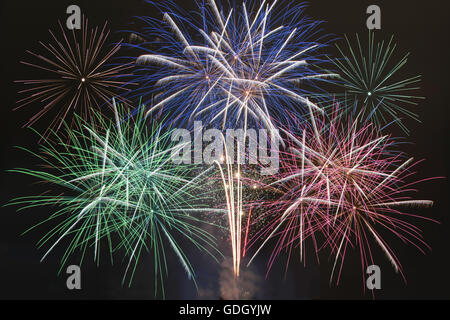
[246,105,437,286]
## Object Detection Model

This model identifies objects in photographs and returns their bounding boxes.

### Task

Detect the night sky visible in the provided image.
[0,0,449,299]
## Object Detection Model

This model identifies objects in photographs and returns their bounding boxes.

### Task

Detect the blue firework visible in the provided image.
[122,0,337,133]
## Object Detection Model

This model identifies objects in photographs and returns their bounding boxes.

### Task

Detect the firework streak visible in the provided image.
[213,134,244,277]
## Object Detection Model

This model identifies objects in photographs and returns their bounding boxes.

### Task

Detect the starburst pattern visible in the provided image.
[15,17,131,137]
[8,101,221,296]
[332,32,423,133]
[125,0,337,134]
[245,105,436,285]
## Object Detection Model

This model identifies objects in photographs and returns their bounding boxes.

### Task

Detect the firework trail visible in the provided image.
[125,0,337,134]
[331,31,423,133]
[211,127,269,278]
[7,100,222,296]
[245,103,437,286]
[15,17,131,137]
[214,135,245,277]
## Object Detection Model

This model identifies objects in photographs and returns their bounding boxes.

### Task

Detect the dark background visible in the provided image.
[0,0,448,299]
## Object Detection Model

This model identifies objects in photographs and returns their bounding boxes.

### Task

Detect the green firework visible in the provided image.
[7,100,221,296]
[332,31,424,133]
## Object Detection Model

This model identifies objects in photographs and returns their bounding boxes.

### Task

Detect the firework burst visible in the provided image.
[8,101,221,296]
[15,17,131,137]
[245,104,436,286]
[125,0,337,133]
[332,32,423,133]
